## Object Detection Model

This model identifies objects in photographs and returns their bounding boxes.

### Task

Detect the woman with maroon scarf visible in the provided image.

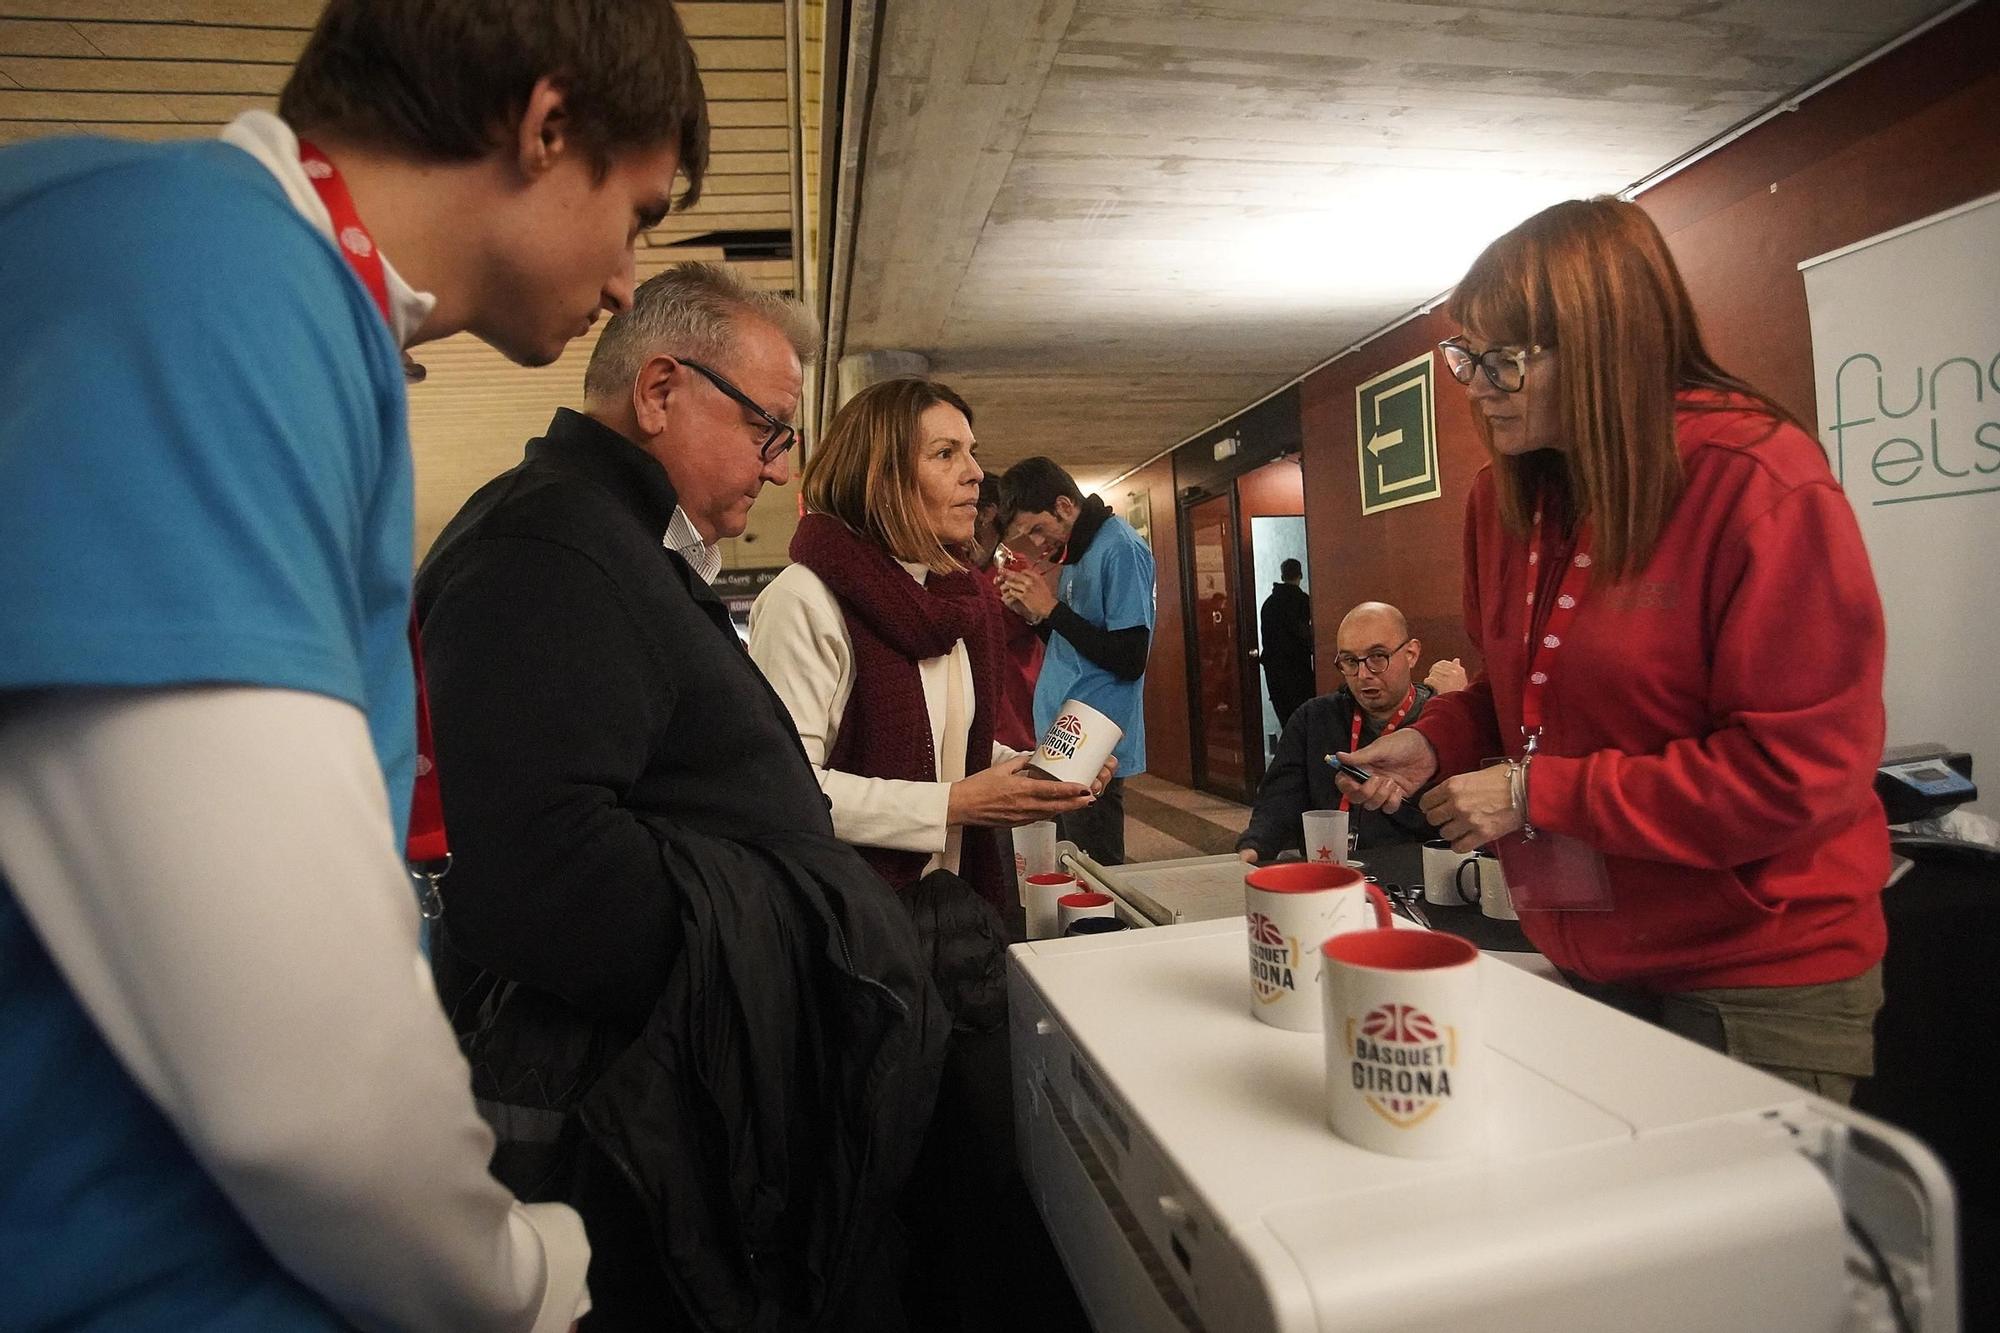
[748,377,1104,915]
[751,376,1102,1329]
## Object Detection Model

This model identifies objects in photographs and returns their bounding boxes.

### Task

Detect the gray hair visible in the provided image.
[582,261,821,404]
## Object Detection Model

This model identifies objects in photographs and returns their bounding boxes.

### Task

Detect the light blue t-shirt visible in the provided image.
[0,134,414,1330]
[1034,512,1156,775]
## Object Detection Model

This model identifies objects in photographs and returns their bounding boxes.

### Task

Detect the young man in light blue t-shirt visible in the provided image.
[997,456,1158,864]
[0,3,710,1328]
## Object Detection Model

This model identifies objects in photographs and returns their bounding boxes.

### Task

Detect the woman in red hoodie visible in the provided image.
[1341,198,1889,1102]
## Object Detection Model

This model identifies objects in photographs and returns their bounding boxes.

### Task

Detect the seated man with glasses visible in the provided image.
[1238,600,1464,862]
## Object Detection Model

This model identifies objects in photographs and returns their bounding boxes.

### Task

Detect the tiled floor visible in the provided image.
[1121,774,1251,862]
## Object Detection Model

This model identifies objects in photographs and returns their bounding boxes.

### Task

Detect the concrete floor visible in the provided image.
[1121,774,1251,862]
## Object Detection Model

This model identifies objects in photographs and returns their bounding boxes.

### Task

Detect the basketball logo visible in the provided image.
[1246,911,1297,1003]
[1041,711,1087,763]
[1346,1002,1457,1126]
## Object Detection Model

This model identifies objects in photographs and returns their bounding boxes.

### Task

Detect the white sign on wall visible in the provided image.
[1800,190,2000,817]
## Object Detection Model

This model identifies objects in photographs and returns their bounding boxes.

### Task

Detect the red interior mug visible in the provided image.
[1056,890,1115,932]
[1243,863,1393,1031]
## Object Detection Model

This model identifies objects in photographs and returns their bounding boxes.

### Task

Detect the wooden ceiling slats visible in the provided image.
[0,2,321,23]
[678,2,787,39]
[706,100,789,129]
[683,37,784,70]
[0,55,287,91]
[2,20,306,61]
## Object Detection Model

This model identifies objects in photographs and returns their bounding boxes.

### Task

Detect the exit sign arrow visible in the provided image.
[1366,427,1403,456]
[1354,352,1441,516]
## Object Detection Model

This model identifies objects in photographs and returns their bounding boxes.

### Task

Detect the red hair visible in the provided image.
[1448,198,1799,579]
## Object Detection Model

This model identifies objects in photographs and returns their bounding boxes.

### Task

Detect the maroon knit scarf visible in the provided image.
[789,513,1009,909]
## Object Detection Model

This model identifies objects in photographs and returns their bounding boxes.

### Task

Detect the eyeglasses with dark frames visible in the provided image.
[1437,338,1555,394]
[678,358,799,462]
[1333,637,1414,677]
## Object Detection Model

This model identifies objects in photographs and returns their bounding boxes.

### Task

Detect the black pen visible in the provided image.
[1324,754,1373,785]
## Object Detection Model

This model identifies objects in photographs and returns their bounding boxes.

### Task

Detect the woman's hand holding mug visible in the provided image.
[948,753,1099,827]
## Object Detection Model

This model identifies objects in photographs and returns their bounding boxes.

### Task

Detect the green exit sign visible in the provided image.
[1355,353,1441,516]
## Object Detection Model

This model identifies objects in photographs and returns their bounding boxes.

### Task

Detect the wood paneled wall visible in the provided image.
[1295,1,2000,699]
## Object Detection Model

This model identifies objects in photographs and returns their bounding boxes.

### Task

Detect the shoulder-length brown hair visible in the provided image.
[801,377,976,572]
[1448,197,1801,580]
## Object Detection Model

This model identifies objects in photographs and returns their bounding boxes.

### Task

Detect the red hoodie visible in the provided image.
[1413,395,1889,991]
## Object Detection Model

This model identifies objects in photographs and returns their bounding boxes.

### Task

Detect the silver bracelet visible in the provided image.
[1509,753,1537,840]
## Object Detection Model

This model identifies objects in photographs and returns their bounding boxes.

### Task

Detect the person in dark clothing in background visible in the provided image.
[1258,557,1315,725]
[1239,601,1465,861]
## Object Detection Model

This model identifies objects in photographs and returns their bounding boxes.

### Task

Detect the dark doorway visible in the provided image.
[1185,492,1251,800]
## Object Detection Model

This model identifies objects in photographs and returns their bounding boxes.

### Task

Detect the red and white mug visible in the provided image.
[1024,872,1077,940]
[1028,698,1121,786]
[1243,863,1391,1032]
[1321,929,1485,1158]
[1057,890,1116,933]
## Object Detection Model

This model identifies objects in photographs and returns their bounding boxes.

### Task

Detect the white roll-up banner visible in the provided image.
[1801,190,2000,816]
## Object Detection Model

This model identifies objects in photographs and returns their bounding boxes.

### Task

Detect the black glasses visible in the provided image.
[678,358,799,462]
[1334,637,1413,677]
[1438,338,1554,394]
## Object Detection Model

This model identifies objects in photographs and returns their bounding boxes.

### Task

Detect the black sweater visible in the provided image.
[414,409,834,1025]
[1238,685,1436,857]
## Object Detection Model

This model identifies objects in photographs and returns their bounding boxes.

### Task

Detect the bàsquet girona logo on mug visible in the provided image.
[1247,911,1300,1003]
[1345,1003,1459,1127]
[1040,711,1088,763]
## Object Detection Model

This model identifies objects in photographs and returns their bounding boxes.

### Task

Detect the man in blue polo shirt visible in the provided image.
[0,2,710,1328]
[997,457,1158,863]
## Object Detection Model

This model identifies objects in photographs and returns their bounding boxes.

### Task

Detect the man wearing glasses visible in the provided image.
[1238,601,1465,862]
[410,264,865,1320]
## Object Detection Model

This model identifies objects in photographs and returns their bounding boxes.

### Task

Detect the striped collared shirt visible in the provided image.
[664,505,721,585]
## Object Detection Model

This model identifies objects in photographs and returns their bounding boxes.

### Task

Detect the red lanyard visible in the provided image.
[1519,508,1595,753]
[299,141,449,871]
[298,142,391,322]
[1340,685,1415,811]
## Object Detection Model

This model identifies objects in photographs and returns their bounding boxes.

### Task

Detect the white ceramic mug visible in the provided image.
[1422,840,1476,907]
[1029,698,1122,786]
[1243,863,1393,1032]
[1454,853,1516,921]
[1300,809,1353,865]
[1024,872,1076,940]
[1321,928,1485,1158]
[1012,820,1060,902]
[1057,890,1116,933]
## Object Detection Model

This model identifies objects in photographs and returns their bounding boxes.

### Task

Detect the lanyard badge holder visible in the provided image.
[1490,512,1612,912]
[301,140,451,922]
[406,632,450,921]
